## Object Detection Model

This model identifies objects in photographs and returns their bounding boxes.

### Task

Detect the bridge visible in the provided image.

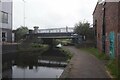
[27,27,79,39]
[25,27,82,44]
[36,27,74,33]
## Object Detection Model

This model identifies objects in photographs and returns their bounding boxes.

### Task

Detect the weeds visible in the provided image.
[59,48,73,60]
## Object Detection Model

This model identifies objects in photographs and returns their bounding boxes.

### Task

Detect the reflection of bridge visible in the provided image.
[38,56,67,68]
[38,60,67,68]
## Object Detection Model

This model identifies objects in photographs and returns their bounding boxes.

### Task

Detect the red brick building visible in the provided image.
[93,1,120,58]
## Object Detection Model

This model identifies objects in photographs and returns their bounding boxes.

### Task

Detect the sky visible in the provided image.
[13,0,97,30]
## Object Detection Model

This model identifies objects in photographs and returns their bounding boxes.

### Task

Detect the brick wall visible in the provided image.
[105,2,119,57]
[119,2,120,33]
[93,2,120,58]
[117,2,120,59]
[93,3,103,53]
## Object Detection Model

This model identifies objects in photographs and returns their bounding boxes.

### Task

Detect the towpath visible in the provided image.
[60,46,110,78]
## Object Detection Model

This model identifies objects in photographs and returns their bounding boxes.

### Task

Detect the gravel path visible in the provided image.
[60,46,110,78]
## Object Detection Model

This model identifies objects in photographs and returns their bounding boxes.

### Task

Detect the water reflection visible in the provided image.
[2,49,68,79]
[12,65,63,78]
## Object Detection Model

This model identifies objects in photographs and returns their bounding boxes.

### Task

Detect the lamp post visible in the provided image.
[22,1,26,79]
[0,1,2,80]
[22,0,25,27]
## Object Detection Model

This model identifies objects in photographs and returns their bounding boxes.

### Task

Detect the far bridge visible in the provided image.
[26,27,82,44]
[27,27,79,39]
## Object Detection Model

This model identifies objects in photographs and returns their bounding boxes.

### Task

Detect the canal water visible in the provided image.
[2,48,68,79]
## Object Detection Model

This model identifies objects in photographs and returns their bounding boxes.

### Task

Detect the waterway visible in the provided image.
[2,48,68,79]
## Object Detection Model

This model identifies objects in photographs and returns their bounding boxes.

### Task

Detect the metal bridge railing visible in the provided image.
[37,27,74,33]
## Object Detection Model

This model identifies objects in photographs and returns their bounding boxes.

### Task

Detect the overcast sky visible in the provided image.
[13,0,97,29]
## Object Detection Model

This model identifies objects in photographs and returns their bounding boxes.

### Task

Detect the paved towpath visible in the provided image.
[60,46,110,78]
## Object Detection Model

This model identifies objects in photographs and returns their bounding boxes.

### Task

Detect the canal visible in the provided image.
[2,48,70,79]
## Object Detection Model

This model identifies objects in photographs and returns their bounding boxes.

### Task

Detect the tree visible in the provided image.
[15,26,29,41]
[74,21,94,40]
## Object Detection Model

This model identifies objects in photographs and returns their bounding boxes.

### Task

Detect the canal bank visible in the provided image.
[2,43,49,54]
[2,43,18,54]
[60,46,110,78]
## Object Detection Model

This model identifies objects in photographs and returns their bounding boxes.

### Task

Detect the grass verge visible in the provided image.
[60,48,73,59]
[59,48,73,61]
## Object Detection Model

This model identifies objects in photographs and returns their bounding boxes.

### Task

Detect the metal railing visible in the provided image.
[37,27,74,33]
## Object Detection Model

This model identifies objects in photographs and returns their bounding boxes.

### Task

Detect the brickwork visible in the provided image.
[118,2,120,56]
[93,2,120,58]
[105,2,119,57]
[119,2,120,33]
[93,3,103,53]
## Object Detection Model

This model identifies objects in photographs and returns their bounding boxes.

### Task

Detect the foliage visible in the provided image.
[106,59,118,77]
[56,39,72,46]
[74,21,94,39]
[74,21,89,35]
[59,48,73,60]
[15,26,29,41]
[83,48,109,60]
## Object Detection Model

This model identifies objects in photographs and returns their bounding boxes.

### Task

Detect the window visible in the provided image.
[2,32,7,42]
[2,11,8,23]
[95,20,97,36]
